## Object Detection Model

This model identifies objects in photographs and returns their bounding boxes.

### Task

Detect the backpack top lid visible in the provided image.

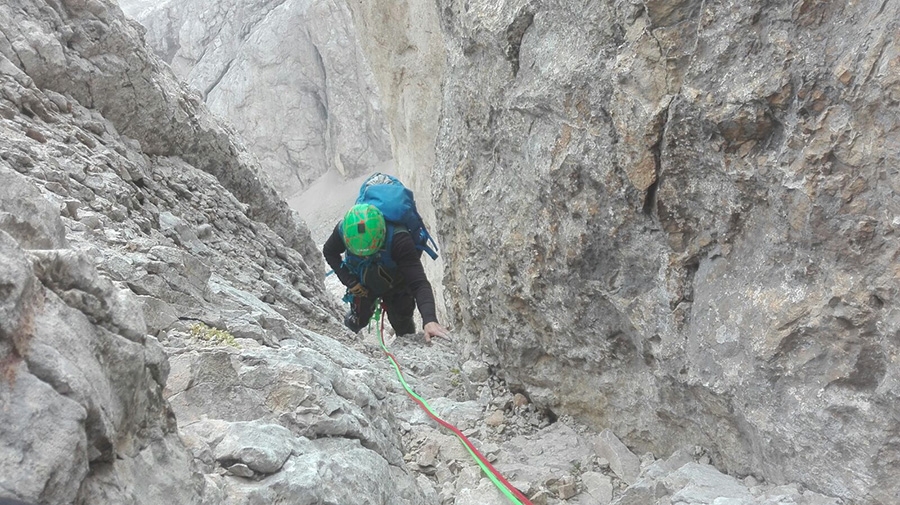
[356,173,417,224]
[355,173,439,260]
[342,204,386,256]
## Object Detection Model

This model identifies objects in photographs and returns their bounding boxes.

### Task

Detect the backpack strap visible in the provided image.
[379,223,400,269]
[340,224,400,282]
[415,227,439,260]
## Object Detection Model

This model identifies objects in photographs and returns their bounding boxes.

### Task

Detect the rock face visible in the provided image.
[124,0,451,318]
[429,1,900,504]
[120,0,393,197]
[0,112,201,503]
[0,0,418,503]
[5,0,897,504]
[342,0,449,320]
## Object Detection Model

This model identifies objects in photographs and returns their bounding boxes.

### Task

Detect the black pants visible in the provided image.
[344,289,416,335]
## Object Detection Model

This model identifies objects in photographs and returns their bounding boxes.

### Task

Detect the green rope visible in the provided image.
[372,305,530,505]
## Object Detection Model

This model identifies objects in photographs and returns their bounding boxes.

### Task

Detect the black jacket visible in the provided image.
[323,223,438,325]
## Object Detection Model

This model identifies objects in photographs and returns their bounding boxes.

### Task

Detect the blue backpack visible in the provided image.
[340,173,438,295]
[355,173,438,260]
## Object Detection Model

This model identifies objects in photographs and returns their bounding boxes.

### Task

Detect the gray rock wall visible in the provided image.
[121,0,393,197]
[6,0,895,503]
[343,0,449,324]
[430,1,900,503]
[0,0,421,502]
[9,0,318,257]
[123,0,452,320]
[0,131,203,504]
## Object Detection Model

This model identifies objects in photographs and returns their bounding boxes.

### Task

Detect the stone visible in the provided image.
[666,463,754,504]
[121,0,392,198]
[0,369,88,503]
[513,393,529,408]
[4,0,897,503]
[416,440,440,468]
[455,477,513,505]
[593,430,642,485]
[529,489,551,505]
[553,475,578,499]
[0,166,68,249]
[0,1,340,502]
[29,249,148,342]
[225,463,254,478]
[485,410,505,427]
[581,472,613,505]
[236,437,426,504]
[495,422,595,490]
[137,295,179,335]
[79,214,103,230]
[215,421,294,477]
[462,359,490,382]
[64,199,81,219]
[0,232,40,344]
[427,0,900,501]
[143,335,170,387]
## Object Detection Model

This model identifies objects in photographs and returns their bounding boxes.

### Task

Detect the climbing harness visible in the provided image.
[372,303,534,505]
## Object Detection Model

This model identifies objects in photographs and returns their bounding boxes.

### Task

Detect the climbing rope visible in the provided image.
[373,303,533,505]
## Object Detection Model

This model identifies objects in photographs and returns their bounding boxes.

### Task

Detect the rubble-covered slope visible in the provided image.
[431,1,900,504]
[0,0,415,503]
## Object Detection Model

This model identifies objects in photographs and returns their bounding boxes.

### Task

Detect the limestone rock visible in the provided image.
[580,472,614,505]
[0,0,346,502]
[429,0,900,502]
[461,359,490,383]
[0,360,88,503]
[594,429,642,485]
[664,463,754,504]
[455,477,510,505]
[0,166,67,249]
[122,0,392,198]
[0,226,201,504]
[485,410,505,427]
[162,338,408,471]
[0,231,40,345]
[495,422,596,492]
[213,421,295,474]
[5,0,896,503]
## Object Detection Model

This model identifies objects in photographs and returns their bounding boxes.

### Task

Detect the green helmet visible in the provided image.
[342,204,386,256]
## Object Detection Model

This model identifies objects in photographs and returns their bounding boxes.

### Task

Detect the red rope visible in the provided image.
[379,307,533,505]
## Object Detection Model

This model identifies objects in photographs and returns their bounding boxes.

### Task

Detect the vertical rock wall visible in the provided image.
[343,0,449,323]
[430,1,900,503]
[120,0,393,197]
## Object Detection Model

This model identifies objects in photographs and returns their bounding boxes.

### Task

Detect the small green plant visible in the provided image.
[449,367,462,387]
[571,461,583,477]
[189,323,239,347]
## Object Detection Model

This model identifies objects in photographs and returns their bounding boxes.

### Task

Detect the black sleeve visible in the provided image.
[322,223,358,287]
[391,232,438,325]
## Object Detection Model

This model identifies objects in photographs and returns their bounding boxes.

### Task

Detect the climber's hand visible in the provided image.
[423,322,450,344]
[348,282,369,298]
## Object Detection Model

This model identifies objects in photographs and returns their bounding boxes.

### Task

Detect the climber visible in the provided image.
[323,203,450,344]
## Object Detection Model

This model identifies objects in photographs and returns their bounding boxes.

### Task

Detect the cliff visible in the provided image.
[119,0,393,197]
[3,0,897,504]
[429,1,899,503]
